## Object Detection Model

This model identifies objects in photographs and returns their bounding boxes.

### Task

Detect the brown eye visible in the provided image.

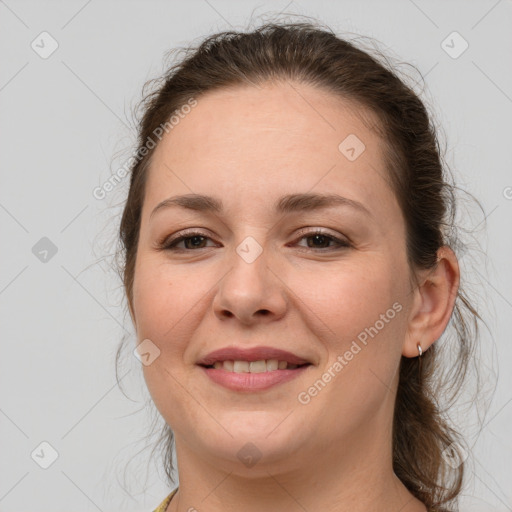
[159,231,217,251]
[306,233,332,249]
[180,235,208,250]
[294,230,351,251]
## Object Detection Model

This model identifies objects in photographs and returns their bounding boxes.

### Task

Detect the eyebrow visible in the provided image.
[149,192,373,220]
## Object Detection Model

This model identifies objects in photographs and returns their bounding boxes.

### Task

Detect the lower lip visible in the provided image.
[199,365,311,391]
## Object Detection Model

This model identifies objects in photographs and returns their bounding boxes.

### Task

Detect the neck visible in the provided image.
[166,425,427,512]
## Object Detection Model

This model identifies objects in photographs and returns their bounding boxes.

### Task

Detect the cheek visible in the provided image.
[132,259,210,425]
[300,270,403,415]
[298,260,406,400]
[132,257,206,342]
[297,260,400,346]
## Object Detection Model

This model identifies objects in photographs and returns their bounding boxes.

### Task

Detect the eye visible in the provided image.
[158,231,218,251]
[292,229,351,251]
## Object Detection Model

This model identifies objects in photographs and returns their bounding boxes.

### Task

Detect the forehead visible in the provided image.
[144,81,396,222]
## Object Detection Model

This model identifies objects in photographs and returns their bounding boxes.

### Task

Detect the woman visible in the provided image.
[117,19,481,512]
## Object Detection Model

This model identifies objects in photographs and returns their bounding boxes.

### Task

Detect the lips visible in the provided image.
[196,346,312,367]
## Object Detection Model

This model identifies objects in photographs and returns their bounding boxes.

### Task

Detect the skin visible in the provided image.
[129,81,460,512]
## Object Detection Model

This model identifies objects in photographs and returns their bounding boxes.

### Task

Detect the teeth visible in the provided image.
[210,359,302,372]
[249,360,267,373]
[266,359,278,371]
[233,360,249,373]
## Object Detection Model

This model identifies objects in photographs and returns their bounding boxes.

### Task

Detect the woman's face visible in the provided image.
[131,81,417,473]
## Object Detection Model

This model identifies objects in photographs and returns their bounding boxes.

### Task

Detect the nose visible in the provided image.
[212,243,288,326]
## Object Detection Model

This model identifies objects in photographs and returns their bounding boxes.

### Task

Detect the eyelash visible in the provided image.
[157,228,351,253]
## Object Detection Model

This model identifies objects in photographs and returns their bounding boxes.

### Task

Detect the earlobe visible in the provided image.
[402,246,460,358]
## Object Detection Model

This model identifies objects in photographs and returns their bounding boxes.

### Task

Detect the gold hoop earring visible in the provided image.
[417,343,423,357]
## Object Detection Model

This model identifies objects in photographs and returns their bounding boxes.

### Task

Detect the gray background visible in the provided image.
[1,0,511,511]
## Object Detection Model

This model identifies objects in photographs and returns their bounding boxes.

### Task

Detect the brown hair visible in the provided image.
[116,18,486,511]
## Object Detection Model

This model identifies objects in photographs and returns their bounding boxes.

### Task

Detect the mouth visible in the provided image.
[196,345,313,370]
[199,362,312,392]
[196,345,314,391]
[199,360,312,372]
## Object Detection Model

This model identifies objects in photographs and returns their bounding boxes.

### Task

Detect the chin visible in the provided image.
[220,408,298,435]
[207,413,307,456]
[201,433,305,475]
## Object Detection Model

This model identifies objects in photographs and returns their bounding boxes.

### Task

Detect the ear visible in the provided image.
[402,246,460,358]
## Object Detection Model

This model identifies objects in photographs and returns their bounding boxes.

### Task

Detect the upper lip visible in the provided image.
[197,346,312,366]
